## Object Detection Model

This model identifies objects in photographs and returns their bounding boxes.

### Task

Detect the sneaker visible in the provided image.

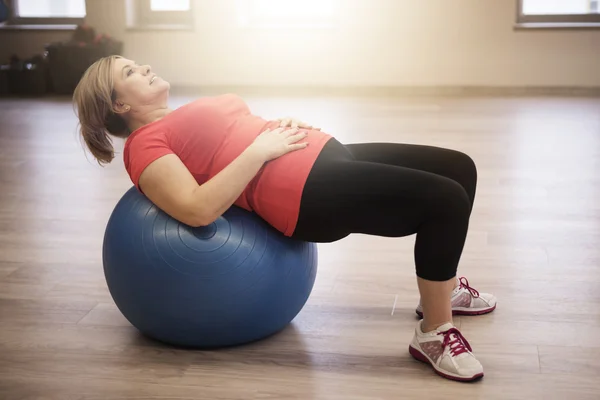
[416,277,497,318]
[409,321,484,382]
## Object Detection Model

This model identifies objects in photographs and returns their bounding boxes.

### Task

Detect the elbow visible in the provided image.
[184,211,217,228]
[182,187,218,227]
[177,190,220,228]
[186,218,213,228]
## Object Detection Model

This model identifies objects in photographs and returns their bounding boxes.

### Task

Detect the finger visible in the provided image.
[283,127,301,136]
[291,119,300,128]
[288,142,309,151]
[286,132,308,142]
[279,118,290,127]
[287,130,303,139]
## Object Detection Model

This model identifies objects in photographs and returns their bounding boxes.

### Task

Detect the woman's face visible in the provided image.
[112,57,169,110]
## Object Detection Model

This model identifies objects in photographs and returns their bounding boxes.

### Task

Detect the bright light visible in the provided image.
[150,0,190,12]
[522,0,592,15]
[252,0,334,18]
[236,0,336,28]
[16,0,85,18]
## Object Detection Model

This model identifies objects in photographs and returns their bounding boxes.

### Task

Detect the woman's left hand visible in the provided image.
[277,117,321,131]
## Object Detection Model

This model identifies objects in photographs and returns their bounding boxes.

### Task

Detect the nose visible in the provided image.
[138,65,151,75]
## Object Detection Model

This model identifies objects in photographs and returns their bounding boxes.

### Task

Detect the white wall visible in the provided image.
[12,0,600,88]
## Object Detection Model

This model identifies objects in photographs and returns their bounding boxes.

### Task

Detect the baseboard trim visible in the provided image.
[170,85,600,97]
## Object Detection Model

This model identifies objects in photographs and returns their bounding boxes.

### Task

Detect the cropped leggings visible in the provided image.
[291,138,477,282]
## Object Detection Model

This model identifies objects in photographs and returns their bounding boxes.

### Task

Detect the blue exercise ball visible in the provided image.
[102,187,318,348]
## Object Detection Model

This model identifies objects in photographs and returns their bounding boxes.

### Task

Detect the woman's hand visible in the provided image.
[248,127,309,162]
[277,117,321,131]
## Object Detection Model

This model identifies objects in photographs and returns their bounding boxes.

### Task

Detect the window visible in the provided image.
[129,0,194,30]
[517,0,600,28]
[236,0,336,28]
[6,0,86,25]
[150,0,191,12]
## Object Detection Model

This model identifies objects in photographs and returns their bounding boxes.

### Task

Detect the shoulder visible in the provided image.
[123,127,174,189]
[124,125,171,158]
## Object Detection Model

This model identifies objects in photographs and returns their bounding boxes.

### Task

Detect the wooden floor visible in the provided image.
[1,93,600,399]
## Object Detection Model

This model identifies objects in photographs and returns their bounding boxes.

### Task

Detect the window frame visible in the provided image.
[516,0,600,29]
[3,0,85,26]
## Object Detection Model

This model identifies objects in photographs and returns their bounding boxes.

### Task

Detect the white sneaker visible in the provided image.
[409,321,484,382]
[416,277,497,317]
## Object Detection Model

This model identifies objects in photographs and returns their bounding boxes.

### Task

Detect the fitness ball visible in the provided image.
[102,187,318,348]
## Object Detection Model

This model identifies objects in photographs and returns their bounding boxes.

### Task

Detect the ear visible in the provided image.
[113,100,131,114]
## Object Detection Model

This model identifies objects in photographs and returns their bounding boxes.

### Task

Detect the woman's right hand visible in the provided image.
[248,127,309,162]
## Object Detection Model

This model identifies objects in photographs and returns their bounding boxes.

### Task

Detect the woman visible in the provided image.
[73,55,496,382]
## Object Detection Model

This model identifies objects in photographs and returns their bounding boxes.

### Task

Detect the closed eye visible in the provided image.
[122,64,138,78]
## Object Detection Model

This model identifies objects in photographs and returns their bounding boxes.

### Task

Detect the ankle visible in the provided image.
[422,320,453,333]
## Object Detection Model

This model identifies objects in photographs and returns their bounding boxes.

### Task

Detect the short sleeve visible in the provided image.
[123,129,174,190]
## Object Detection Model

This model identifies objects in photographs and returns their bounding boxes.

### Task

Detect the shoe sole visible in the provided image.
[409,345,484,382]
[415,303,497,318]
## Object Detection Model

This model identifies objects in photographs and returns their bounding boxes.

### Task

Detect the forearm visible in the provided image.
[191,147,266,225]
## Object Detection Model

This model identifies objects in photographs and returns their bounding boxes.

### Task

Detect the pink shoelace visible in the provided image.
[439,328,473,357]
[459,276,480,298]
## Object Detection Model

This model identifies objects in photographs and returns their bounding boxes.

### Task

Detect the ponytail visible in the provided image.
[73,55,129,166]
[79,125,115,165]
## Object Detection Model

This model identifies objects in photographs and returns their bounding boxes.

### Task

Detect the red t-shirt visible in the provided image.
[123,93,332,237]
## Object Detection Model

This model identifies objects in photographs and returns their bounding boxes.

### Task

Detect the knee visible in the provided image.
[440,149,477,207]
[451,150,477,186]
[433,178,472,220]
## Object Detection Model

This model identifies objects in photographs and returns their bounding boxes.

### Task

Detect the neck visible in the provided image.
[127,106,173,133]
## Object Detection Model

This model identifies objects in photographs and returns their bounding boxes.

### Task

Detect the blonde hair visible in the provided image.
[73,55,130,165]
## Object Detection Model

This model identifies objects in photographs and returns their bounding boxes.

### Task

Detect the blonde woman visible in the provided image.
[73,55,497,382]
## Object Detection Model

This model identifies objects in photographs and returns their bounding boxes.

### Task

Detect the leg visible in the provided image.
[294,155,464,332]
[293,142,471,304]
[417,277,455,332]
[344,142,477,212]
[293,140,472,300]
[344,142,496,318]
[292,139,485,381]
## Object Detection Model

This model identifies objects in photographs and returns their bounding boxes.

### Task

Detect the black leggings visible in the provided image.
[291,138,477,282]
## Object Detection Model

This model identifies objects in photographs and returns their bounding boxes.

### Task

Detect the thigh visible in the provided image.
[291,156,466,243]
[344,142,477,204]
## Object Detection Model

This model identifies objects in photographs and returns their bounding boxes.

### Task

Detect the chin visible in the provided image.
[152,80,170,95]
[156,76,169,86]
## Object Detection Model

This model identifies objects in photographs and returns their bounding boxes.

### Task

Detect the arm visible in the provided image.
[138,126,308,227]
[138,147,266,227]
